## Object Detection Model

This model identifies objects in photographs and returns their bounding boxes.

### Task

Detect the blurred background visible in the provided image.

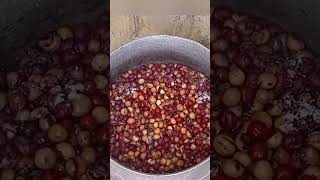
[110,0,210,51]
[0,0,106,69]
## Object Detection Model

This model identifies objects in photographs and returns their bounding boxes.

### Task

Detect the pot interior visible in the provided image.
[110,35,210,179]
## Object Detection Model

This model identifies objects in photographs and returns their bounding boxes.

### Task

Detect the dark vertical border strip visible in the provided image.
[210,0,218,179]
[210,0,213,178]
[106,1,111,179]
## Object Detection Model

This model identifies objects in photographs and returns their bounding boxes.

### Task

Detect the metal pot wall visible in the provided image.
[216,0,320,55]
[0,0,106,70]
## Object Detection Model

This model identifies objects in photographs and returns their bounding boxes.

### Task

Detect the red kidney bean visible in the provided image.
[284,131,305,151]
[247,121,270,141]
[218,110,240,132]
[250,142,268,160]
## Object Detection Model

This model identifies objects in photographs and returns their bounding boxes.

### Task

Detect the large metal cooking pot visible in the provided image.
[215,0,320,55]
[110,35,210,180]
[0,0,106,70]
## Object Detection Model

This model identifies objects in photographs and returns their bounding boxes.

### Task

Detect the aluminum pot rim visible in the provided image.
[110,35,210,80]
[111,157,210,177]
